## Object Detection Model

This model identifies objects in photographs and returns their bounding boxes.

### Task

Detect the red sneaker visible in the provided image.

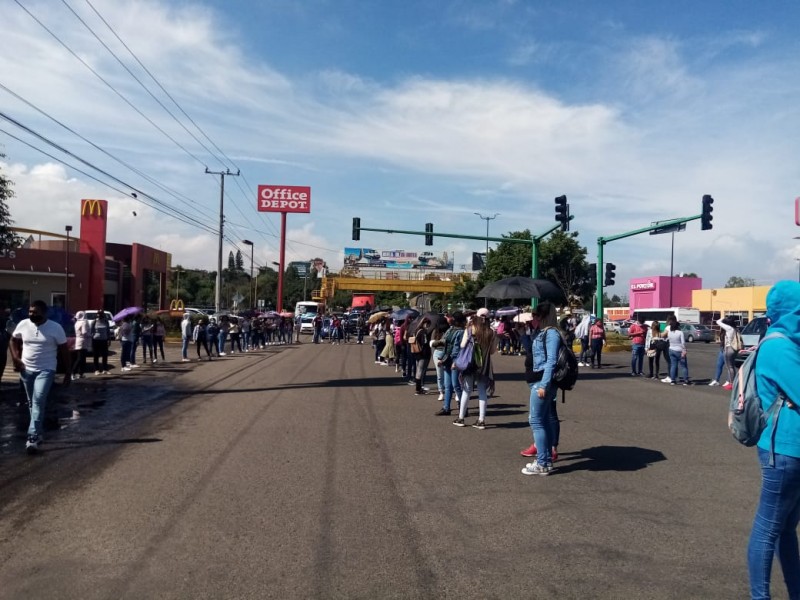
[552,448,558,462]
[520,444,537,457]
[722,382,733,391]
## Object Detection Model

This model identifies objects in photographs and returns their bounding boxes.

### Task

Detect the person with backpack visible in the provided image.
[745,280,800,600]
[411,317,432,395]
[520,301,561,475]
[435,312,465,416]
[716,316,740,391]
[453,308,496,429]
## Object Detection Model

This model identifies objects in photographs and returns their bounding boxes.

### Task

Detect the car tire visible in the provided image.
[687,335,694,343]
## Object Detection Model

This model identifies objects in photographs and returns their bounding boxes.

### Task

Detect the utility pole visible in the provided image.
[206,168,240,315]
[474,212,499,307]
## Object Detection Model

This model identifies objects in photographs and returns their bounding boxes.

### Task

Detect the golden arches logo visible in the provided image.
[81,199,104,217]
[169,299,185,312]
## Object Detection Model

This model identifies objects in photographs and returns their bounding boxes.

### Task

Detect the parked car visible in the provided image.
[681,324,713,343]
[735,316,770,368]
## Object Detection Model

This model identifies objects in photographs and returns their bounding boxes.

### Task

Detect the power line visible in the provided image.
[13,0,209,168]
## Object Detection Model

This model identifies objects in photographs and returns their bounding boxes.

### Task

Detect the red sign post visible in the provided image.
[257,186,312,311]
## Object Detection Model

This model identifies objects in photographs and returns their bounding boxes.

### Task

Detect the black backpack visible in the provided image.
[544,327,579,393]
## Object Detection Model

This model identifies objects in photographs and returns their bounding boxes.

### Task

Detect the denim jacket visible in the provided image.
[523,327,560,389]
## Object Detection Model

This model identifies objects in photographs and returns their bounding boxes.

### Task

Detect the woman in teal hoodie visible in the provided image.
[747,280,800,600]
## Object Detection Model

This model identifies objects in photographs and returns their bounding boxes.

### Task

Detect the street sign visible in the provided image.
[258,299,265,308]
[649,221,687,235]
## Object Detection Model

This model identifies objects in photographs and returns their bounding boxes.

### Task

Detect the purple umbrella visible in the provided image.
[112,306,142,322]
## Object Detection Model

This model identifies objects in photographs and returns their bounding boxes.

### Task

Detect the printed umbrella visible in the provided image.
[112,306,143,322]
[476,276,565,303]
[514,312,534,323]
[367,311,389,324]
[279,311,294,318]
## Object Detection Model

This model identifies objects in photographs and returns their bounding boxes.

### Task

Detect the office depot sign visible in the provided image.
[257,185,311,213]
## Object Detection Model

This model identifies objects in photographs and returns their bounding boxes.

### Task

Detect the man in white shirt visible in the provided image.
[9,300,71,453]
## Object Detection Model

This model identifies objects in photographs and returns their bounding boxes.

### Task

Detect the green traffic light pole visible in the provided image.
[354,215,573,306]
[595,213,702,320]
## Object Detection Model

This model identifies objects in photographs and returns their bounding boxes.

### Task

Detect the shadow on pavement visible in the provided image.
[553,445,667,473]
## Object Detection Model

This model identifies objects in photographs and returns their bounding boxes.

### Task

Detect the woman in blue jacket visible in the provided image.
[521,302,561,476]
[748,280,800,599]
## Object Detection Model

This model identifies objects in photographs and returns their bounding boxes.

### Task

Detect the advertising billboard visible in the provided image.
[257,185,311,213]
[344,248,453,271]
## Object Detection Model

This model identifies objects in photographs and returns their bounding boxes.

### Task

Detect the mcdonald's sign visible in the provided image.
[81,199,104,217]
[169,299,185,311]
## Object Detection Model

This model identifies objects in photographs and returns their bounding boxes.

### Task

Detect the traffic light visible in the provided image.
[604,263,616,286]
[425,222,433,246]
[701,195,714,230]
[588,263,597,286]
[554,195,569,232]
[352,217,360,241]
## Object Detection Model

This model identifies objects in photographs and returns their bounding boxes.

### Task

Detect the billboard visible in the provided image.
[344,248,453,271]
[257,185,311,213]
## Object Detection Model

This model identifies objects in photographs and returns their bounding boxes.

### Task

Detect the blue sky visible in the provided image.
[1,0,799,297]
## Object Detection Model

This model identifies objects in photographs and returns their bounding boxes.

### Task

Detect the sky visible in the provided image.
[1,0,799,297]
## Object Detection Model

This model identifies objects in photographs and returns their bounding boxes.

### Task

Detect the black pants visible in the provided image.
[153,335,166,360]
[196,339,212,359]
[92,339,109,371]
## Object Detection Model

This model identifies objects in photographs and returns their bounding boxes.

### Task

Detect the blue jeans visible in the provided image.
[631,344,644,374]
[528,382,558,466]
[714,347,725,381]
[20,369,55,439]
[242,332,250,349]
[121,340,133,366]
[181,336,190,359]
[443,367,462,412]
[218,332,228,353]
[748,447,800,600]
[668,349,689,382]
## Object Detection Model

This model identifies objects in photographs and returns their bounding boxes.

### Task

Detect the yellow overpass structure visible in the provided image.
[312,273,463,302]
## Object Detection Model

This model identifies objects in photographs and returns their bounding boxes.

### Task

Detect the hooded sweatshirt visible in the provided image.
[756,280,800,458]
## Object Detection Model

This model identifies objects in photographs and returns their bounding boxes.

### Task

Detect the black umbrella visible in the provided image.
[409,312,447,335]
[391,307,420,321]
[477,276,565,303]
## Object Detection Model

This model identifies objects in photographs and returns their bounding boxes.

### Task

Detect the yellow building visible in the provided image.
[692,286,770,321]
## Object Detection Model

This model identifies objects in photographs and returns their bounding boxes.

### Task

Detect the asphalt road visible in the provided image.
[0,339,785,599]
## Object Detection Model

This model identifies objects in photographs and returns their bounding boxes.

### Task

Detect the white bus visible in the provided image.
[295,301,324,333]
[631,307,700,327]
[294,301,321,316]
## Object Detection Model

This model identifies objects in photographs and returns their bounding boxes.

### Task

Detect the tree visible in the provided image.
[227,251,235,271]
[0,153,22,250]
[725,276,756,288]
[235,249,244,272]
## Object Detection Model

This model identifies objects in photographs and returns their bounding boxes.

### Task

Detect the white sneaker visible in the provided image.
[181,358,190,362]
[437,393,444,402]
[708,380,720,386]
[121,366,131,372]
[130,364,141,369]
[578,362,585,367]
[722,381,730,387]
[661,377,673,383]
[153,359,158,364]
[94,371,101,375]
[219,352,226,356]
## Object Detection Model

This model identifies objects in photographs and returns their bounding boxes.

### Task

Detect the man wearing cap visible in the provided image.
[9,300,71,454]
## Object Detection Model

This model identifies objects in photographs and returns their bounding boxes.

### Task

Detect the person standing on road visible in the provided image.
[574,314,591,366]
[435,311,465,416]
[453,307,496,430]
[218,316,230,355]
[153,317,166,363]
[645,320,667,379]
[628,316,646,376]
[193,319,213,361]
[141,316,154,364]
[662,316,690,385]
[716,316,739,391]
[129,314,142,368]
[412,317,432,395]
[520,301,560,476]
[207,317,221,357]
[589,318,606,368]
[181,313,192,362]
[72,311,90,379]
[746,280,800,600]
[9,300,71,453]
[90,310,111,374]
[119,316,135,372]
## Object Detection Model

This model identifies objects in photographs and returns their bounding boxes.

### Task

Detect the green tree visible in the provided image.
[725,276,756,288]
[227,251,235,271]
[0,153,22,250]
[235,249,244,271]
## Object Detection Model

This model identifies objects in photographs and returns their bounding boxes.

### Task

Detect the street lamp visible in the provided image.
[242,240,254,308]
[64,225,72,310]
[474,212,499,307]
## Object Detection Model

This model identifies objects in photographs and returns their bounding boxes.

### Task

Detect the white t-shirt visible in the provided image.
[13,318,67,371]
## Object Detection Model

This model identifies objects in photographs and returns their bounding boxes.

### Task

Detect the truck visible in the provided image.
[350,293,375,312]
